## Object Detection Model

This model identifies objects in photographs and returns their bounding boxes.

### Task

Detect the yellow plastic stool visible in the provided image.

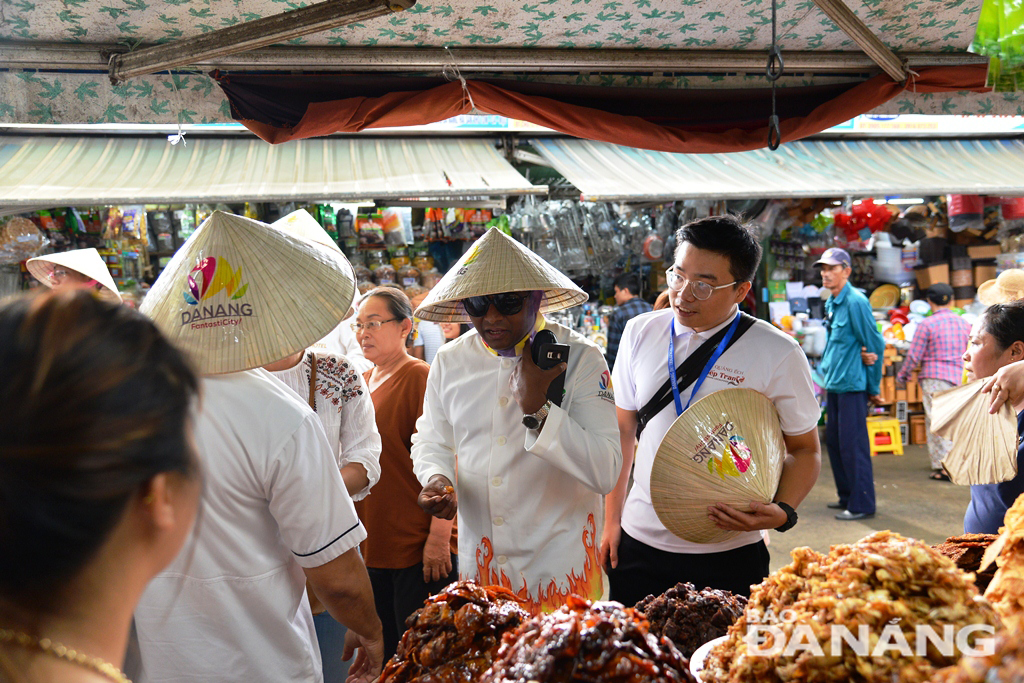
[867,417,903,456]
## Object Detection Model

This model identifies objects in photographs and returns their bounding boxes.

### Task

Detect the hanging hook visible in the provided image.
[765,0,784,151]
[766,45,784,81]
[767,115,781,151]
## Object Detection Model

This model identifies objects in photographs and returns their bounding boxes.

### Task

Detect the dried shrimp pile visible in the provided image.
[703,531,1001,683]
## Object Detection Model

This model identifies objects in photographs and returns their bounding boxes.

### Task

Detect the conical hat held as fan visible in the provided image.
[650,388,786,544]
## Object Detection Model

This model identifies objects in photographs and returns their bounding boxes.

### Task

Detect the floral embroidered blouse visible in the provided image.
[270,351,382,501]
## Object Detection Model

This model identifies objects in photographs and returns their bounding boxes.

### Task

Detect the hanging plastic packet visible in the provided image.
[121,206,146,240]
[103,207,123,240]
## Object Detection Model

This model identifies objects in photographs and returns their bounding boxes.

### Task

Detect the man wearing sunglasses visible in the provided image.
[602,215,821,604]
[409,228,620,614]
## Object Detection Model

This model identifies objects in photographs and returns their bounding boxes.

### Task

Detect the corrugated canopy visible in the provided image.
[0,136,544,208]
[531,138,1024,201]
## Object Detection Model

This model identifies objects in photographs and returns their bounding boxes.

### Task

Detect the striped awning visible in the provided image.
[530,137,1024,201]
[0,135,544,208]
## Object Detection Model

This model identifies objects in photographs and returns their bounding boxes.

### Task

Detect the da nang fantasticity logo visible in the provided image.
[707,434,752,480]
[743,609,995,659]
[180,256,254,329]
[456,244,481,275]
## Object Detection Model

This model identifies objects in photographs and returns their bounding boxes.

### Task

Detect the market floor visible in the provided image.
[766,430,973,572]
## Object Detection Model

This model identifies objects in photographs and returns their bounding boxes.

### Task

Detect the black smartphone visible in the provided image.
[532,330,569,406]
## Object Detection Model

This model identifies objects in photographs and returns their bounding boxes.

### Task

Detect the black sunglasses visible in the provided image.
[462,293,528,317]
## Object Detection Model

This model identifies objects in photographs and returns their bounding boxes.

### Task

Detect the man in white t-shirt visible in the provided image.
[602,215,821,604]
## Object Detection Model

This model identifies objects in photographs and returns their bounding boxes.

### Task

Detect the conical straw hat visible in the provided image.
[272,209,358,319]
[978,269,1024,306]
[140,210,355,375]
[651,388,786,544]
[931,380,1018,485]
[413,227,588,323]
[272,209,342,254]
[27,248,121,302]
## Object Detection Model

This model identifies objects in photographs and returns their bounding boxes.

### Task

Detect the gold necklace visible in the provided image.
[0,628,131,683]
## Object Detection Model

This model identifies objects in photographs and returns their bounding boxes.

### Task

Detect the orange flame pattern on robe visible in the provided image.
[474,513,602,615]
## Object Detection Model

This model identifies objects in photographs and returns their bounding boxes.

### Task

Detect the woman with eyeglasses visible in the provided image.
[26,248,122,302]
[352,287,457,662]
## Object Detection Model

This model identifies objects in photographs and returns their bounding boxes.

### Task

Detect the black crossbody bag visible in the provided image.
[635,312,757,439]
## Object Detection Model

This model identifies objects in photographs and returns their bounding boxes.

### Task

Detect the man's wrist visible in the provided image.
[773,501,798,532]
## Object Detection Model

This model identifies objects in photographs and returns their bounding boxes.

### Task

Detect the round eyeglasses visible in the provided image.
[665,269,737,301]
[47,267,70,285]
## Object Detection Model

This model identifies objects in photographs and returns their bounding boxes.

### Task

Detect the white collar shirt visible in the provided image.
[411,320,621,613]
[611,309,820,555]
[135,369,365,683]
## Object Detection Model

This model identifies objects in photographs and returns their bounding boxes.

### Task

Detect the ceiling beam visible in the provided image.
[812,0,908,82]
[107,0,416,83]
[0,42,986,75]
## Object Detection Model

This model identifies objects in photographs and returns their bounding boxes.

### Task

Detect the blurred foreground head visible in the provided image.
[0,289,200,615]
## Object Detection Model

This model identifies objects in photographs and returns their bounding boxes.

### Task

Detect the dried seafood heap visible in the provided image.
[480,596,695,683]
[634,582,747,658]
[703,531,1001,683]
[984,496,1024,631]
[933,534,999,592]
[381,580,530,683]
[931,630,1024,683]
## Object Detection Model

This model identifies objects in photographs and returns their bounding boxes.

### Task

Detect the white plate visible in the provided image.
[688,635,729,681]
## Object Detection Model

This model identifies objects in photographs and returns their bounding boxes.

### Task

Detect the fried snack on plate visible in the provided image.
[703,531,1000,683]
[481,596,695,683]
[381,580,529,683]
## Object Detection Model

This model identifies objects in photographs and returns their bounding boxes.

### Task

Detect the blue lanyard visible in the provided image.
[669,312,742,416]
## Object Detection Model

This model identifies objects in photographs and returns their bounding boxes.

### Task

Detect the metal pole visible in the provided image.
[0,42,983,75]
[812,0,907,82]
[107,0,415,83]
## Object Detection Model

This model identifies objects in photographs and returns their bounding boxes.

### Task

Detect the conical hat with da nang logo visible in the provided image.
[650,388,786,545]
[413,227,588,323]
[140,210,355,375]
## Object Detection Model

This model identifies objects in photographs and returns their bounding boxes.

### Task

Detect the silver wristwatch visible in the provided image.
[522,400,552,430]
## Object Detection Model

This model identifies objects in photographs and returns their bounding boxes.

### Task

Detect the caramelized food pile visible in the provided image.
[481,596,694,683]
[704,531,1001,683]
[933,534,999,592]
[381,581,530,683]
[635,582,747,658]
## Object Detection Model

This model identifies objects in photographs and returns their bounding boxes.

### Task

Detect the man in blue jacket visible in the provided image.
[815,248,885,521]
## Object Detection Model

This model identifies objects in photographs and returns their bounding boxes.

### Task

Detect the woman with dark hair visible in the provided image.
[0,289,201,683]
[963,300,1024,534]
[353,287,457,662]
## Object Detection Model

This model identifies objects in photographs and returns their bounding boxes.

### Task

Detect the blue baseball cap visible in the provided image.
[813,248,851,268]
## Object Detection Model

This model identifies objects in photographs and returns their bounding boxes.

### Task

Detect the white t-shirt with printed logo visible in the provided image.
[612,308,820,555]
